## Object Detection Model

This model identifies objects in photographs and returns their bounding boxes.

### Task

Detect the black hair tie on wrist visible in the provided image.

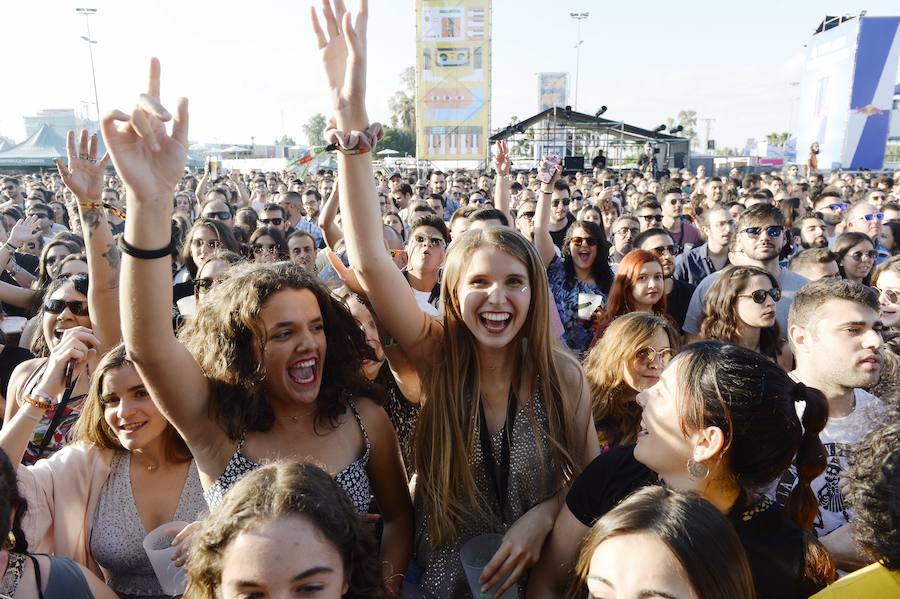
[117,236,173,260]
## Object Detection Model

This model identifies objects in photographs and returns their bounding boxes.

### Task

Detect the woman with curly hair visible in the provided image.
[535,191,614,356]
[173,217,240,284]
[592,249,669,340]
[106,63,413,594]
[583,312,679,449]
[248,225,288,264]
[187,461,386,599]
[812,403,900,596]
[699,264,792,370]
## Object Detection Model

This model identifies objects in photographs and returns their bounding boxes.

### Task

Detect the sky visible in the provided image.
[2,0,899,150]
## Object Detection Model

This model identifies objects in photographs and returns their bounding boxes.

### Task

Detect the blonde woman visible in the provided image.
[583,312,679,449]
[310,2,598,595]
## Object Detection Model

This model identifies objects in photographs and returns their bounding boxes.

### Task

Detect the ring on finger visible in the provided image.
[79,154,90,160]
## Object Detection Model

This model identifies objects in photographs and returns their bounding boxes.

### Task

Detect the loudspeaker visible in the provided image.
[563,156,585,174]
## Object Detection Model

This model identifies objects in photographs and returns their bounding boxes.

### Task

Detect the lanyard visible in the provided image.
[478,388,517,524]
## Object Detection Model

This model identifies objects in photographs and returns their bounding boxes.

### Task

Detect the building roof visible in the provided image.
[489,106,686,143]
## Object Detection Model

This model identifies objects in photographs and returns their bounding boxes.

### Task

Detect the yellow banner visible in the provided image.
[415,0,492,161]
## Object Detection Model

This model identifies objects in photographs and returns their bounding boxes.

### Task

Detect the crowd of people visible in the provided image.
[0,2,897,598]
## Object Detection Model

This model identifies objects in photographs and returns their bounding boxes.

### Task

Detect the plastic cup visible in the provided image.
[460,534,517,599]
[142,520,190,596]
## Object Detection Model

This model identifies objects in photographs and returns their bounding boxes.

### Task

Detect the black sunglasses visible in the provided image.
[739,288,781,304]
[519,211,536,220]
[204,211,232,221]
[260,218,283,226]
[649,244,680,257]
[551,198,571,207]
[741,225,784,238]
[639,214,664,223]
[570,236,598,247]
[44,299,89,316]
[194,277,215,293]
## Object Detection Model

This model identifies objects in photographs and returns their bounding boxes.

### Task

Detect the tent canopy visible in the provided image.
[0,124,109,168]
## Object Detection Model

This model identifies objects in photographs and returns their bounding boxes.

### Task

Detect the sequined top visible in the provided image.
[90,452,206,596]
[203,399,373,513]
[378,363,420,478]
[413,390,561,598]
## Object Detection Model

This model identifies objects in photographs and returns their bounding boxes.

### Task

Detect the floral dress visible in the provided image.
[547,256,607,357]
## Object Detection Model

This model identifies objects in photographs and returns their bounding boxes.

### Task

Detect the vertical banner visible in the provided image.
[537,73,568,112]
[416,0,492,162]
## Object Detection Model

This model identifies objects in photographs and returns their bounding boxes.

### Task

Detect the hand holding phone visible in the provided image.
[537,152,561,184]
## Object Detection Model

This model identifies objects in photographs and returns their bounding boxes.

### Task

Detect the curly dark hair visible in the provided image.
[187,460,386,598]
[30,273,90,357]
[178,262,377,439]
[846,402,900,569]
[0,449,30,552]
[561,220,614,294]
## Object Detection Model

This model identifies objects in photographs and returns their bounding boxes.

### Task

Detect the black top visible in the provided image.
[567,446,807,599]
[549,213,576,249]
[666,278,695,330]
[2,253,40,318]
[0,344,33,402]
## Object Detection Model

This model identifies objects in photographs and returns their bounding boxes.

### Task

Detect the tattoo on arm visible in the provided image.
[80,208,102,231]
[102,242,121,272]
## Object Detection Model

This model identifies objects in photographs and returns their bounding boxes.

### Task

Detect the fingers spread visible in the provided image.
[54,159,69,179]
[322,0,340,38]
[310,8,328,48]
[148,57,161,99]
[97,152,111,170]
[355,0,368,42]
[79,128,89,157]
[89,133,99,161]
[66,130,78,164]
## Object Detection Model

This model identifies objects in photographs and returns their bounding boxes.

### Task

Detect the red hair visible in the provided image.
[593,249,668,338]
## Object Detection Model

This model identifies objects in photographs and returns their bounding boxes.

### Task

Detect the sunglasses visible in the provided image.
[638,214,664,223]
[570,237,598,247]
[551,198,571,207]
[649,244,680,257]
[191,238,221,250]
[44,299,89,316]
[519,211,535,220]
[877,287,900,304]
[741,225,784,238]
[853,213,884,223]
[635,346,675,365]
[204,211,232,221]
[847,250,877,261]
[413,233,446,248]
[739,288,782,304]
[253,244,278,255]
[194,277,215,294]
[260,218,284,226]
[825,203,849,211]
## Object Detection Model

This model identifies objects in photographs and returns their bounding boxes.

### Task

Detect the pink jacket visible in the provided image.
[17,442,114,576]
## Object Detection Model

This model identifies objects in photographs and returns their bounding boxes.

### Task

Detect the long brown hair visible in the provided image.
[583,312,679,447]
[72,343,191,463]
[699,265,781,361]
[414,227,583,547]
[595,249,667,329]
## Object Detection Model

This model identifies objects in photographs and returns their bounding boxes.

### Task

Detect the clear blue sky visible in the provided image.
[2,1,898,149]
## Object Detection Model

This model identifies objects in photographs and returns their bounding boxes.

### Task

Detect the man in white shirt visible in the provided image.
[776,278,886,572]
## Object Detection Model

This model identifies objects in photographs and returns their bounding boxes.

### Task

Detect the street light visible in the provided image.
[76,8,101,125]
[570,12,589,112]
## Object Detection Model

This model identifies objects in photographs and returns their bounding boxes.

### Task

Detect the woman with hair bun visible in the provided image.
[530,341,835,598]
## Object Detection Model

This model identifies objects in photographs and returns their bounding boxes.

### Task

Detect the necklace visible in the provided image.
[282,406,317,423]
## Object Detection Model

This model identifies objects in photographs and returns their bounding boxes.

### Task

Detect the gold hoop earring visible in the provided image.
[3,530,15,550]
[687,458,710,481]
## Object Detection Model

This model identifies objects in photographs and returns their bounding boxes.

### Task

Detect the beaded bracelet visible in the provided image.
[78,201,127,221]
[22,394,53,411]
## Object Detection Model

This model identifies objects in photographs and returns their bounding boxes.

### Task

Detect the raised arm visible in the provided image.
[105,59,223,456]
[493,140,513,224]
[311,0,437,360]
[229,171,250,208]
[532,159,561,266]
[317,181,343,249]
[55,130,120,352]
[2,216,41,289]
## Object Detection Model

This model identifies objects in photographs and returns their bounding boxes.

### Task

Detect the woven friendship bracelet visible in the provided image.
[323,118,384,154]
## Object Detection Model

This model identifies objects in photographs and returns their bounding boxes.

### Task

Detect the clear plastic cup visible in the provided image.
[142,520,190,596]
[460,534,517,599]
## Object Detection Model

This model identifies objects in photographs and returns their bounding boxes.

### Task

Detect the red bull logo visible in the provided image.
[855,104,885,116]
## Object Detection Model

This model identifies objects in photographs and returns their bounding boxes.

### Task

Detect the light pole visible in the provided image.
[570,12,589,112]
[76,8,101,125]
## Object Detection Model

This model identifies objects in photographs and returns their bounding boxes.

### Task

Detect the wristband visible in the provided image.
[118,236,173,260]
[324,118,384,152]
[29,389,56,405]
[22,394,53,411]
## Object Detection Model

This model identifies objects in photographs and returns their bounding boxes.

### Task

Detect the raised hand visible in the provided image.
[311,0,369,130]
[101,58,188,204]
[494,140,511,177]
[55,129,110,201]
[7,216,42,249]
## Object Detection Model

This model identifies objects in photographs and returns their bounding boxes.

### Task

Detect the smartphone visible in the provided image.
[603,180,612,188]
[537,152,560,184]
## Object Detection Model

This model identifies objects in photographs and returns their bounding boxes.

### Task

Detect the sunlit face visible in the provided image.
[288,235,317,272]
[101,364,169,451]
[220,515,348,599]
[45,244,73,279]
[737,219,783,262]
[174,193,192,216]
[638,234,676,278]
[457,247,531,350]
[407,226,446,273]
[202,199,233,228]
[704,209,734,249]
[630,262,664,310]
[569,227,598,272]
[586,532,698,599]
[800,218,828,248]
[383,214,404,238]
[623,329,671,392]
[847,204,883,240]
[58,259,88,278]
[840,240,875,283]
[735,275,777,330]
[879,224,895,251]
[252,234,279,264]
[261,289,327,407]
[41,283,91,349]
[876,270,900,329]
[613,220,639,255]
[347,298,384,381]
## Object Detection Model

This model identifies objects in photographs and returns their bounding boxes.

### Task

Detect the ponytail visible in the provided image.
[784,382,828,530]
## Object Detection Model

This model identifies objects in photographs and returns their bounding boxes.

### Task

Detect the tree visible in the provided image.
[667,110,698,148]
[277,134,296,146]
[388,66,416,131]
[765,132,791,148]
[302,113,327,147]
[381,127,416,157]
